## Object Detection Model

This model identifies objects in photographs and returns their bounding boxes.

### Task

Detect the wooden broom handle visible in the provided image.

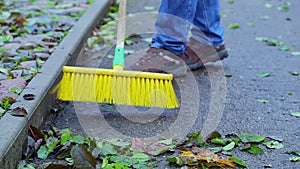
[116,0,127,48]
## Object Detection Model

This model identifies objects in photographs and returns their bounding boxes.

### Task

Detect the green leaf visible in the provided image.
[125,39,134,45]
[159,138,175,146]
[0,35,14,42]
[8,86,23,94]
[17,161,36,169]
[257,99,269,103]
[61,129,73,145]
[240,133,265,143]
[229,156,249,168]
[225,74,232,78]
[222,142,235,151]
[286,151,300,156]
[37,145,49,159]
[256,72,271,77]
[144,6,156,11]
[287,91,293,95]
[0,67,9,74]
[104,138,131,149]
[166,157,184,166]
[228,23,240,29]
[265,3,273,8]
[102,143,117,155]
[73,134,85,144]
[291,112,300,118]
[131,152,151,162]
[211,137,228,145]
[0,11,11,20]
[255,37,266,41]
[265,39,283,46]
[289,157,300,162]
[47,137,59,153]
[291,51,300,56]
[248,145,264,154]
[186,131,206,147]
[290,72,299,76]
[279,45,290,51]
[263,140,284,149]
[278,6,289,12]
[65,157,74,165]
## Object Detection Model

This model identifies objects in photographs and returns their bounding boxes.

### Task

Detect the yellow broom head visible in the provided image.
[54,66,179,108]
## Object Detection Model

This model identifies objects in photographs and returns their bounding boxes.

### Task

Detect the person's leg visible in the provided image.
[191,0,225,47]
[181,0,228,70]
[151,0,198,55]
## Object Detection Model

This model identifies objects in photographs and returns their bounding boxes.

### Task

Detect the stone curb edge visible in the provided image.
[0,0,112,168]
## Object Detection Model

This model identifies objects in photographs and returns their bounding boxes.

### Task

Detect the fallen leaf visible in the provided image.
[256,72,271,77]
[264,3,273,8]
[37,145,49,159]
[279,45,290,51]
[257,99,269,103]
[222,142,235,151]
[10,107,28,117]
[211,137,227,146]
[102,143,117,155]
[290,72,299,76]
[291,112,300,118]
[2,96,16,104]
[71,145,97,168]
[289,157,300,162]
[264,164,273,168]
[179,149,235,168]
[29,125,44,141]
[225,74,233,78]
[285,151,300,156]
[263,140,284,149]
[130,137,174,156]
[144,6,155,11]
[291,51,300,56]
[240,133,265,143]
[229,156,248,168]
[248,145,264,154]
[23,94,36,100]
[228,23,240,29]
[131,152,151,162]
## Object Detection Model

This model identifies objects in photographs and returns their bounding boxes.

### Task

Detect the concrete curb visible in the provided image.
[0,0,112,168]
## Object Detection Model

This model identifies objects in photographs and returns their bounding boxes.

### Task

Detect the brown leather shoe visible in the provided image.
[182,37,229,70]
[127,47,187,77]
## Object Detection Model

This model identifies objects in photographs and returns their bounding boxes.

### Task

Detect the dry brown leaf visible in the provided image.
[10,107,28,117]
[130,137,170,156]
[179,149,235,168]
[23,94,36,100]
[2,96,16,104]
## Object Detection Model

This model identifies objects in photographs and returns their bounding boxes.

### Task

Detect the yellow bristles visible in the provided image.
[54,66,179,108]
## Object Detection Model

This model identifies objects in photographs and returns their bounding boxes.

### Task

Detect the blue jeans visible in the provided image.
[152,0,225,55]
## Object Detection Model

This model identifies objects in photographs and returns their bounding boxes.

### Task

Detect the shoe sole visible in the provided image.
[188,50,229,70]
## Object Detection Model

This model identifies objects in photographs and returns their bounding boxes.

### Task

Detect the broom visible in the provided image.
[54,0,179,108]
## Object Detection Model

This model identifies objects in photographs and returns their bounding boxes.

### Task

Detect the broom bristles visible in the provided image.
[55,66,179,108]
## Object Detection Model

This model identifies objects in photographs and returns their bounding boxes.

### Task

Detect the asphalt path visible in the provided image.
[52,0,300,168]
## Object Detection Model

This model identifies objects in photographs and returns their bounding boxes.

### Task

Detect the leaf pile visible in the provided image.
[167,132,285,168]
